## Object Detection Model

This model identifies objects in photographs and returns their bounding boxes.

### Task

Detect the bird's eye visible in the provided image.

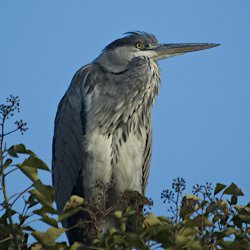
[135,42,144,49]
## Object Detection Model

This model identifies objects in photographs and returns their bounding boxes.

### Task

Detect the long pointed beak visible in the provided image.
[152,43,220,60]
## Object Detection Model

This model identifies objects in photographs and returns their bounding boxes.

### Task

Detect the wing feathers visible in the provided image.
[52,65,95,217]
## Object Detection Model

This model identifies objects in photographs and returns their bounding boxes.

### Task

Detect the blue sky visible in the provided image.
[1,0,250,240]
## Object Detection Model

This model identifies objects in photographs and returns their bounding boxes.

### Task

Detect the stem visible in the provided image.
[0,115,6,165]
[10,185,33,207]
[3,128,19,137]
[174,190,180,237]
[175,191,180,225]
[0,115,20,250]
[0,235,13,245]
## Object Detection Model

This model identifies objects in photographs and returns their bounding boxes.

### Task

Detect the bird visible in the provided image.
[52,31,219,244]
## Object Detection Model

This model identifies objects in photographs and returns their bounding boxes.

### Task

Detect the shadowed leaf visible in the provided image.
[214,183,226,195]
[8,144,34,157]
[223,183,244,196]
[21,155,50,171]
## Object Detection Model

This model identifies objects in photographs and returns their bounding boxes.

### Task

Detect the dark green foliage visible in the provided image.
[0,96,249,249]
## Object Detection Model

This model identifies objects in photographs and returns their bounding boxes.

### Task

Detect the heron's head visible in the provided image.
[96,31,219,73]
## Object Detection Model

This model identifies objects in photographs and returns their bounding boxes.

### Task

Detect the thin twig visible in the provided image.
[0,113,21,250]
[0,235,13,245]
[3,128,19,137]
[4,167,18,177]
[10,184,33,207]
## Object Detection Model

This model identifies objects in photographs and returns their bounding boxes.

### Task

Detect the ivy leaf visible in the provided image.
[70,242,85,250]
[21,155,50,171]
[144,212,161,226]
[58,207,82,223]
[214,183,226,195]
[32,227,65,247]
[3,158,12,169]
[8,144,35,157]
[29,180,55,209]
[223,183,244,196]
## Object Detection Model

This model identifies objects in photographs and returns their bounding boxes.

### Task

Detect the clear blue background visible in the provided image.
[1,0,250,240]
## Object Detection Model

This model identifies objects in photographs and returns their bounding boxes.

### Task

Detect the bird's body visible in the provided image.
[52,32,218,244]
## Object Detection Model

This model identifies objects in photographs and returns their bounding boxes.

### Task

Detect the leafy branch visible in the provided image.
[0,95,249,250]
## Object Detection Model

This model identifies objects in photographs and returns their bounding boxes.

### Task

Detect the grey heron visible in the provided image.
[52,31,219,244]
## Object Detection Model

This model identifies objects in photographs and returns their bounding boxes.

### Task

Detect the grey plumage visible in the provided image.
[52,31,219,244]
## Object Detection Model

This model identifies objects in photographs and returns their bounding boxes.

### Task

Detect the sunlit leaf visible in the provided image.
[157,216,171,223]
[32,227,65,246]
[63,195,84,212]
[30,244,43,250]
[70,242,85,250]
[114,211,123,219]
[58,207,82,222]
[224,227,236,236]
[29,180,55,208]
[33,210,58,227]
[33,205,58,215]
[185,193,200,201]
[18,164,38,182]
[144,212,161,226]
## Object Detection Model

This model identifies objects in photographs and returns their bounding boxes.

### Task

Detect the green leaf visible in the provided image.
[18,164,38,182]
[231,195,238,205]
[185,193,200,201]
[3,158,12,169]
[70,242,85,250]
[192,215,214,228]
[214,183,226,195]
[58,206,82,222]
[21,155,50,171]
[8,144,35,157]
[63,195,84,211]
[109,227,117,235]
[27,194,39,209]
[29,180,55,208]
[33,205,58,215]
[17,155,49,182]
[58,195,84,222]
[238,215,250,223]
[175,235,190,247]
[0,209,16,224]
[8,146,18,157]
[40,216,58,228]
[223,183,244,196]
[32,227,65,246]
[33,209,58,227]
[212,214,223,223]
[144,212,161,226]
[157,216,171,223]
[124,233,146,250]
[114,211,123,219]
[224,227,236,236]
